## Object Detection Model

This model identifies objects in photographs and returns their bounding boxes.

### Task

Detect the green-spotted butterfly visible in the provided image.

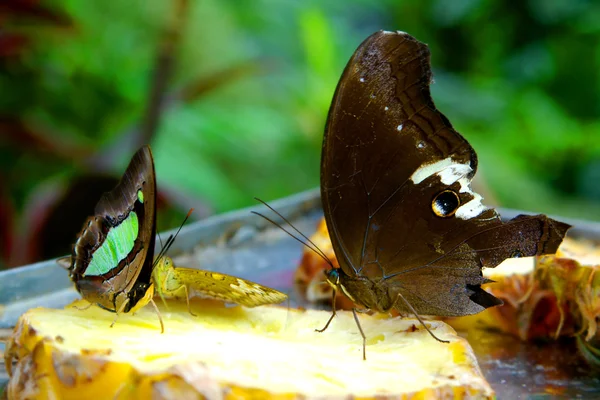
[62,145,287,329]
[152,256,288,315]
[62,145,163,331]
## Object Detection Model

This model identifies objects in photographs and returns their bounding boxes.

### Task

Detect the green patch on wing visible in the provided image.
[137,189,144,203]
[85,212,139,276]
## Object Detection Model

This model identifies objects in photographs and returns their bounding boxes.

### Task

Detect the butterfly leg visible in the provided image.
[158,289,169,311]
[111,298,130,328]
[352,308,367,360]
[394,292,449,344]
[315,289,337,333]
[183,284,197,317]
[73,301,93,311]
[149,298,165,333]
[158,267,179,311]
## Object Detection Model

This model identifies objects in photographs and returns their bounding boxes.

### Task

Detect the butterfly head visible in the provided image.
[154,256,174,273]
[325,268,342,290]
[151,256,174,288]
[324,268,340,289]
[324,268,358,303]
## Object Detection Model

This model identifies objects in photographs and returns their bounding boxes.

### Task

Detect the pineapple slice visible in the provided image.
[4,299,494,399]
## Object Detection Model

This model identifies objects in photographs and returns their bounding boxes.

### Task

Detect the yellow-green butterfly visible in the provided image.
[152,256,288,314]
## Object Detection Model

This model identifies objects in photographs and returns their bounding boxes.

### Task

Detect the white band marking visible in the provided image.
[410,157,471,185]
[410,157,488,220]
[455,193,485,219]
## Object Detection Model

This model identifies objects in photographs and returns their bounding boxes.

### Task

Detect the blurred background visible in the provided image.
[1,0,599,269]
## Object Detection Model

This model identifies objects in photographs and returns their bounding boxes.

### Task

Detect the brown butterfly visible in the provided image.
[314,31,570,359]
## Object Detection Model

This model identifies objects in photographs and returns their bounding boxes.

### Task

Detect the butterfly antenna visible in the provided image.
[254,198,331,262]
[252,198,334,268]
[154,234,174,267]
[251,212,333,269]
[153,208,194,268]
[157,232,164,249]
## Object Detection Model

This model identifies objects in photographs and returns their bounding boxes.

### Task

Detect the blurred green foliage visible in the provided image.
[1,0,599,267]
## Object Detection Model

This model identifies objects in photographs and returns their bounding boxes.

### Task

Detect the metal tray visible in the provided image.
[1,188,599,398]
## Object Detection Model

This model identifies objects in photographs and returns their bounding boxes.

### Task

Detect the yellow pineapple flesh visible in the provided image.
[4,299,494,399]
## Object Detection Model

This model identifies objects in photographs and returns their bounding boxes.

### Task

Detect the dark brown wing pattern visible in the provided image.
[321,31,569,317]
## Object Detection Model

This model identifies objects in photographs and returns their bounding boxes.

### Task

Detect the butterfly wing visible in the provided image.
[69,145,157,312]
[321,31,569,316]
[165,267,288,307]
[382,213,570,315]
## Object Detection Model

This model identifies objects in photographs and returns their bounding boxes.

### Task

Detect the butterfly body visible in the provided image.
[153,256,288,310]
[326,269,394,313]
[320,31,570,321]
[64,146,160,326]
